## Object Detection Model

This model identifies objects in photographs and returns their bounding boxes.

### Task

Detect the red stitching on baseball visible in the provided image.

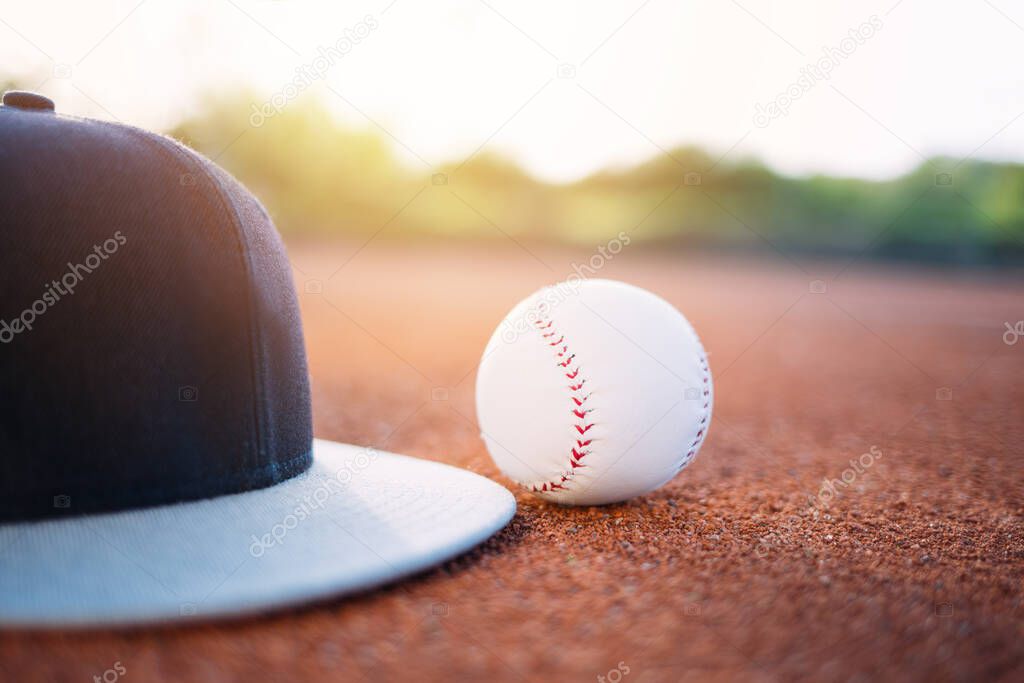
[518,309,595,494]
[678,350,711,470]
[517,307,711,493]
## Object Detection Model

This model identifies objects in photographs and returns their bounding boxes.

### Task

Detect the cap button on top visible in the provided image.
[2,91,55,112]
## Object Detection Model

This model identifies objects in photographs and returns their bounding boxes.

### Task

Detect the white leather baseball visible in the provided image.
[476,279,712,505]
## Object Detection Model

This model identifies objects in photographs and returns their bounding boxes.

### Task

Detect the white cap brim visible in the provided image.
[0,439,515,627]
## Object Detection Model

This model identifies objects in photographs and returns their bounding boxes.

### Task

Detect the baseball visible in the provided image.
[476,279,712,505]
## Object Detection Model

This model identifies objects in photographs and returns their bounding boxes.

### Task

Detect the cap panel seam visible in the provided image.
[91,120,265,467]
[149,135,267,466]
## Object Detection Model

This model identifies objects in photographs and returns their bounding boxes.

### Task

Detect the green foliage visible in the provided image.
[170,95,1024,265]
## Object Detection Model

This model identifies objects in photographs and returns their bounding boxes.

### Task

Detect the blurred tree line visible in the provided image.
[167,94,1024,266]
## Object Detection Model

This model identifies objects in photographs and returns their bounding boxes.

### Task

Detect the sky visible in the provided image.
[2,0,1023,183]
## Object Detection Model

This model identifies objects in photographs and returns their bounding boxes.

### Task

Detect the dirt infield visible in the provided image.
[2,242,1022,682]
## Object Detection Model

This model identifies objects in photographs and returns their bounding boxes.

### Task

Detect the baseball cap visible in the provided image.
[0,91,515,627]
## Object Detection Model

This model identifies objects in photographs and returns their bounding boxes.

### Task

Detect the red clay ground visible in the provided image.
[2,242,1023,682]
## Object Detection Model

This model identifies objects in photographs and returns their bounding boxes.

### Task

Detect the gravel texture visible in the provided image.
[2,243,1022,682]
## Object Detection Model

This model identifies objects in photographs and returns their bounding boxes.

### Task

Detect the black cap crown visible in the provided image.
[0,92,313,522]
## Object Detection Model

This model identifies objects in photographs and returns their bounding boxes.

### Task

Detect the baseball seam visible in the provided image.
[517,306,711,497]
[679,332,711,470]
[516,306,594,494]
